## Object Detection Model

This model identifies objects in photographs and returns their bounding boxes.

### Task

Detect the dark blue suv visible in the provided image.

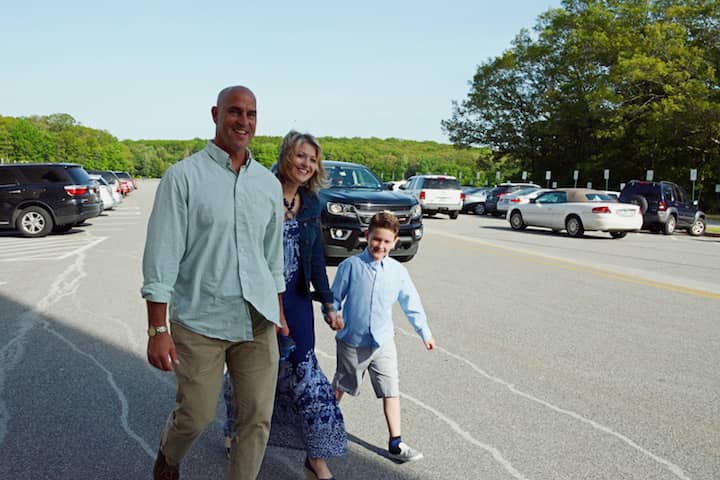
[0,163,102,237]
[619,180,706,236]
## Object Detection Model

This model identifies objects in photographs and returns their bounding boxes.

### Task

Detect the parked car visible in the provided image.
[496,187,550,216]
[485,182,541,216]
[113,171,135,194]
[402,175,464,219]
[88,174,117,210]
[0,163,102,237]
[618,180,706,236]
[461,187,490,214]
[87,170,124,202]
[506,188,642,238]
[320,161,423,263]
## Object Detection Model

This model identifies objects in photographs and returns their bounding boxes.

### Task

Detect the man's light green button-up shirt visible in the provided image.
[141,141,285,342]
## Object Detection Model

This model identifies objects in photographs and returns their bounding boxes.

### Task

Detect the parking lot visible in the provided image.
[1,179,718,479]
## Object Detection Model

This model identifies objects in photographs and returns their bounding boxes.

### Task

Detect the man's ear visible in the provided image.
[211,106,218,124]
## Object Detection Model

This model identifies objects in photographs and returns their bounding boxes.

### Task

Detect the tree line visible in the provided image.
[0,113,495,184]
[443,0,720,211]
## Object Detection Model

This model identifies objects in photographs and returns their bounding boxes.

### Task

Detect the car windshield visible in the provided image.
[326,166,381,189]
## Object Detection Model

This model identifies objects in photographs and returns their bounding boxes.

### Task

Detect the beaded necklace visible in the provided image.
[283,192,298,220]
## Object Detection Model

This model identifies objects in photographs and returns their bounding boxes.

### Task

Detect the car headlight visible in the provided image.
[327,202,356,217]
[410,203,422,219]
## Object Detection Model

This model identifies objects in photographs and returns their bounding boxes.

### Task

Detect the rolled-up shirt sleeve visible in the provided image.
[141,167,188,303]
[265,182,286,293]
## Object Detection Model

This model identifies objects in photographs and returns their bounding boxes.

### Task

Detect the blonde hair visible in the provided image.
[276,130,327,193]
[368,212,400,236]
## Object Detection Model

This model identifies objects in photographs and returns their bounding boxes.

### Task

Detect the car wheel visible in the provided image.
[448,211,459,219]
[474,203,486,215]
[687,218,706,236]
[628,195,648,214]
[424,210,437,217]
[662,215,676,235]
[565,216,584,238]
[16,206,54,238]
[509,211,526,230]
[610,231,627,239]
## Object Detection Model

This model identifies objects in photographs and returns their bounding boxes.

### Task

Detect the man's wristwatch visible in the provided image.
[147,325,169,337]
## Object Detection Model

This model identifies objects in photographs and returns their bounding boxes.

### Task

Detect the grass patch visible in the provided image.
[707,224,720,234]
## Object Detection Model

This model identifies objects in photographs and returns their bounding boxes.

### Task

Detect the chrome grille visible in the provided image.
[354,204,413,225]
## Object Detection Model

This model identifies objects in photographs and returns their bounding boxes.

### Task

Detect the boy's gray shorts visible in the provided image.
[333,338,399,398]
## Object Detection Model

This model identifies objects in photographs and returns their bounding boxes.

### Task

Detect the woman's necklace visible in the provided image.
[283,192,298,220]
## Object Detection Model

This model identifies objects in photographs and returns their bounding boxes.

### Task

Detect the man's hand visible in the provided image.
[424,337,436,351]
[147,334,179,371]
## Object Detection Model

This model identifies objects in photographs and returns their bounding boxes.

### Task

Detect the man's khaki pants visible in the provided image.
[160,313,278,480]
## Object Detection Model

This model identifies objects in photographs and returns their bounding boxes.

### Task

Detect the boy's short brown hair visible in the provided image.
[368,212,400,237]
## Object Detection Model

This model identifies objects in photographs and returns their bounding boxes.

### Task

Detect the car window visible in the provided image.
[584,193,613,201]
[661,183,675,202]
[67,166,91,184]
[536,191,567,204]
[673,185,685,203]
[0,169,18,186]
[423,178,460,189]
[21,167,67,184]
[327,166,381,188]
[513,187,538,196]
[623,182,659,200]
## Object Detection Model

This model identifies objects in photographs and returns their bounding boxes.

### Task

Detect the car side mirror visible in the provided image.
[398,184,407,190]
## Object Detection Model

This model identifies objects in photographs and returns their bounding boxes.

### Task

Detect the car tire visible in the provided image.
[662,215,676,235]
[610,231,627,239]
[687,218,706,236]
[474,203,486,215]
[565,216,584,238]
[448,211,459,219]
[629,195,648,214]
[16,206,54,238]
[509,211,526,230]
[424,210,437,217]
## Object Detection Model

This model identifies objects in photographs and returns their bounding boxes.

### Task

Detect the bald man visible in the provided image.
[142,86,285,480]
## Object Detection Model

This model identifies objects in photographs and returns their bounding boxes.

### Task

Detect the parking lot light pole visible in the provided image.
[604,169,610,191]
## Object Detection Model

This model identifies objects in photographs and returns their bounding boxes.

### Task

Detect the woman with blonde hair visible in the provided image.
[224,131,346,479]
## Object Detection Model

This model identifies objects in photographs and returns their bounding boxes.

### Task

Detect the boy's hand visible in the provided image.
[424,337,436,351]
[325,311,344,331]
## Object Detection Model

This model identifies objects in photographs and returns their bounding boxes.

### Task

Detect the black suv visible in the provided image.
[320,161,423,263]
[484,182,541,216]
[619,180,706,236]
[0,163,102,237]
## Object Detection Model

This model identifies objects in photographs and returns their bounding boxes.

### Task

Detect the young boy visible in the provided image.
[328,211,436,463]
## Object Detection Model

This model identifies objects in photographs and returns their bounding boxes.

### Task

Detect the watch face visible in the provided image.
[148,326,156,336]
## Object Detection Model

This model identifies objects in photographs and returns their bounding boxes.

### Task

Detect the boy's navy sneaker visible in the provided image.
[388,442,424,462]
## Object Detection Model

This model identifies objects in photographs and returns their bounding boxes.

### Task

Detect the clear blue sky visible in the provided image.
[2,0,561,143]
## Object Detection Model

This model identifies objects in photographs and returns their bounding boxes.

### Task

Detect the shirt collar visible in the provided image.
[360,248,385,269]
[206,140,253,172]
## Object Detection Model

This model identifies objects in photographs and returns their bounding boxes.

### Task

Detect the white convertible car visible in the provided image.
[506,188,642,238]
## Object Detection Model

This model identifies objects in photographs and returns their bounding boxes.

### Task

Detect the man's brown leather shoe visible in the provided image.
[152,449,179,480]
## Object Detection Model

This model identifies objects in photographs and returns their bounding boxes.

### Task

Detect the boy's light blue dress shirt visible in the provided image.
[331,249,432,348]
[141,141,285,342]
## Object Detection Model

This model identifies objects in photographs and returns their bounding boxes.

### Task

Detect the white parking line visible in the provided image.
[394,327,691,480]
